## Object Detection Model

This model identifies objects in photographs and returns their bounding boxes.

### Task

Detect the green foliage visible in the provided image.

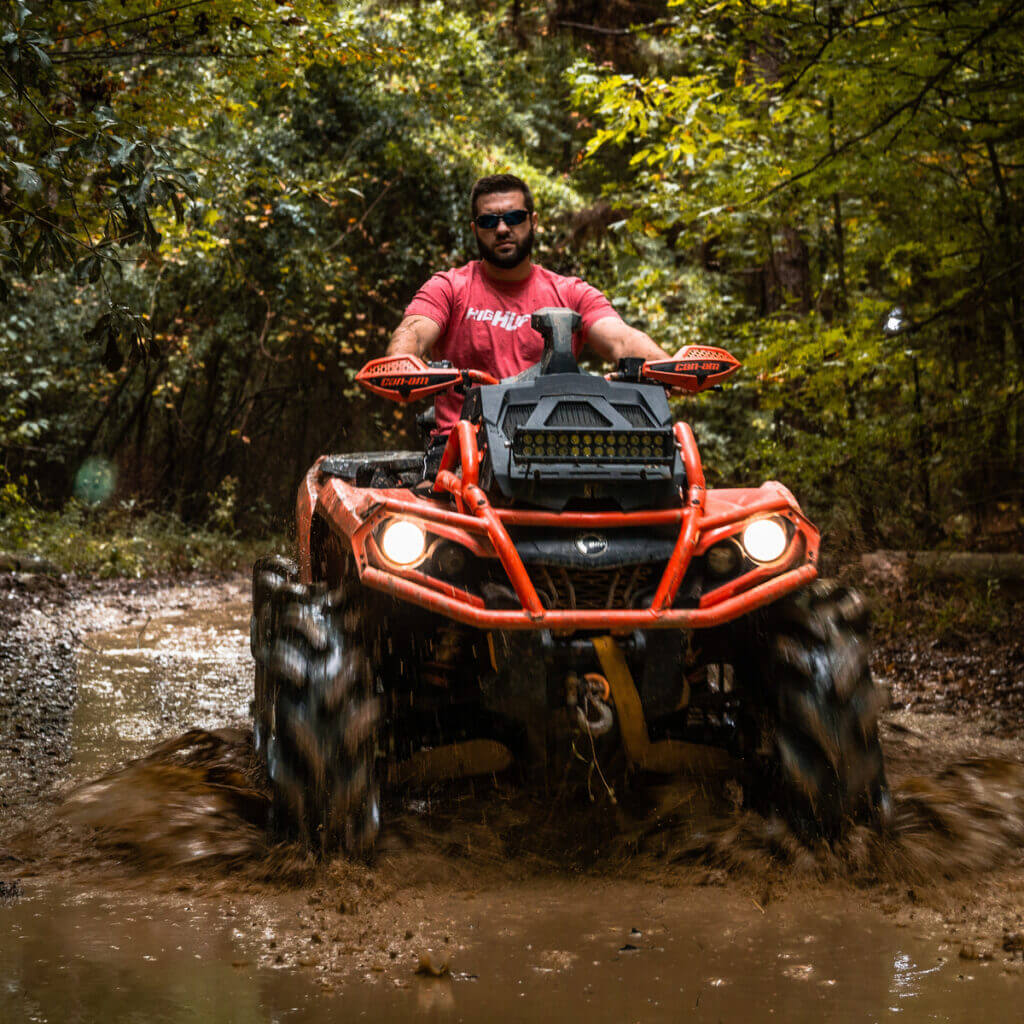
[568,0,1024,544]
[205,474,237,534]
[869,573,1016,643]
[0,469,31,545]
[0,470,279,576]
[0,1,378,359]
[1,0,595,520]
[2,0,1020,560]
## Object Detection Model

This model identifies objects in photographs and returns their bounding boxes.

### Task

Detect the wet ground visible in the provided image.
[4,875,1022,1023]
[1,570,1023,1022]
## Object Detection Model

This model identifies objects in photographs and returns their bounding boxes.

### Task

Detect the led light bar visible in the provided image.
[512,428,674,463]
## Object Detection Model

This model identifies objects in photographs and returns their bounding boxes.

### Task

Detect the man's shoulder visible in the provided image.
[411,262,480,301]
[532,263,606,292]
[531,264,607,300]
[429,261,480,285]
[530,264,619,325]
[530,263,575,286]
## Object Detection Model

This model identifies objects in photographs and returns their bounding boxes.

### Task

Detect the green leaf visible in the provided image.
[26,42,50,70]
[13,161,42,194]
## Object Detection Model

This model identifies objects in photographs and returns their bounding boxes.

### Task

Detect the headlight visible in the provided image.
[741,518,788,563]
[380,519,427,566]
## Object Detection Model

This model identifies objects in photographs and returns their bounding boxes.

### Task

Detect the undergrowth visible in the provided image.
[865,574,1020,644]
[0,473,285,578]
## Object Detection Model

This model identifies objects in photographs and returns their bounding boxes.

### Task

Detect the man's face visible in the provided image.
[472,190,537,269]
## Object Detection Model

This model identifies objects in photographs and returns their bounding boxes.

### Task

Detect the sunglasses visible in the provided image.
[474,209,530,230]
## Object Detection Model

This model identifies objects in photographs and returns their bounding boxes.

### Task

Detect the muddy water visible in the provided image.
[73,600,253,776]
[3,878,1020,1023]
[3,590,1023,1022]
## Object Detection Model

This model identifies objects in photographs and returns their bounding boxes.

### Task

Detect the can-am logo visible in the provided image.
[575,532,608,557]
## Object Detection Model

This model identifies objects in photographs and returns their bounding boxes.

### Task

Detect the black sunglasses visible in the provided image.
[474,209,530,230]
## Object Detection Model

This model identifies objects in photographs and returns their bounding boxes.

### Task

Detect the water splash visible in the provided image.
[61,728,267,868]
[668,758,1024,883]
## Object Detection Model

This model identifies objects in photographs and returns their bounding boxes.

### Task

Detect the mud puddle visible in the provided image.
[2,876,1020,1023]
[3,581,1024,1021]
[73,598,252,776]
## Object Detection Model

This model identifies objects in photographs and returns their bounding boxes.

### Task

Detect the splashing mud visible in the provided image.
[890,759,1024,877]
[60,729,268,868]
[669,758,1024,885]
[48,726,1024,896]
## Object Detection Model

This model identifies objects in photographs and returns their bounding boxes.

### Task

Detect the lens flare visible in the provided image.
[73,457,116,505]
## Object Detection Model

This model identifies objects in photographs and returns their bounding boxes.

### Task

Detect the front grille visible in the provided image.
[502,404,535,438]
[526,563,662,610]
[613,403,654,427]
[545,401,611,428]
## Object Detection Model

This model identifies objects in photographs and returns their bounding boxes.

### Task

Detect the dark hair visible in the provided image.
[470,174,534,217]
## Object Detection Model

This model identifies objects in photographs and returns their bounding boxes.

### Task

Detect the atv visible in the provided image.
[250,308,890,855]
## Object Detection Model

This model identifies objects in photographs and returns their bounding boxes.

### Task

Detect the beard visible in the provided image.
[476,225,535,269]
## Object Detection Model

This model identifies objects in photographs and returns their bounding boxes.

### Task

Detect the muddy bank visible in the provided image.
[0,572,77,823]
[879,633,1024,732]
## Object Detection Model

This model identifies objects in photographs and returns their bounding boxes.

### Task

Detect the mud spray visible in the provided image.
[41,728,1024,892]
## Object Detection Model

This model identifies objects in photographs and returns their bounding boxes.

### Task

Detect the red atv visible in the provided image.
[250,308,889,854]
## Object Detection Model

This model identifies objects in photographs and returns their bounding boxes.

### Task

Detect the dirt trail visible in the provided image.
[1,571,1023,1020]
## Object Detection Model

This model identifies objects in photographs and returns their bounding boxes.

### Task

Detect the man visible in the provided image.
[388,173,670,446]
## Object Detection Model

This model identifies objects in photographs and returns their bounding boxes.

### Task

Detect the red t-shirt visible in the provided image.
[403,261,620,433]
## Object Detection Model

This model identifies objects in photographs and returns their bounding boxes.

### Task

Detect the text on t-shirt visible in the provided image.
[465,307,532,331]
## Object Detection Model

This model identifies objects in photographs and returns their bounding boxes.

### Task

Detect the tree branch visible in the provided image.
[48,48,271,64]
[0,66,87,139]
[556,19,678,37]
[757,0,1024,203]
[894,257,1024,340]
[4,200,116,260]
[53,0,216,42]
[774,1,1012,97]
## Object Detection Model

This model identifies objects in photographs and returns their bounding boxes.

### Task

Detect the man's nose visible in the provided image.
[495,219,511,236]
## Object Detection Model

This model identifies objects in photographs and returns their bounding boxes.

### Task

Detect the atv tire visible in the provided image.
[753,580,891,839]
[261,579,381,857]
[251,555,298,761]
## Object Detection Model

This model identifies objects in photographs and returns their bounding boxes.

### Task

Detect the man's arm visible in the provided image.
[387,315,443,358]
[584,315,667,363]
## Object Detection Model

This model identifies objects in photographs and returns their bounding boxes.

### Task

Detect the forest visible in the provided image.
[1,0,1021,566]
